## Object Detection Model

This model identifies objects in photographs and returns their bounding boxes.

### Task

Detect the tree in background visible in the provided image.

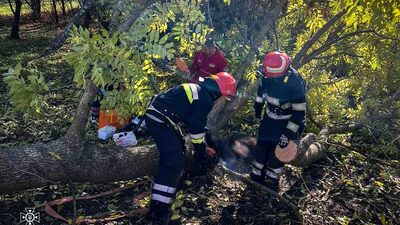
[8,0,22,39]
[52,0,59,23]
[30,0,41,20]
[61,0,66,16]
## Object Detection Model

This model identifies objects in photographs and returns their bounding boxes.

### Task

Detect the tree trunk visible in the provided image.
[61,0,66,16]
[52,0,59,23]
[83,10,91,28]
[10,0,22,39]
[0,140,159,194]
[30,0,41,20]
[0,131,327,194]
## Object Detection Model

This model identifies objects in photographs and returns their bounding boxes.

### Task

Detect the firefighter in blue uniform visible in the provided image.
[144,72,236,224]
[251,51,306,190]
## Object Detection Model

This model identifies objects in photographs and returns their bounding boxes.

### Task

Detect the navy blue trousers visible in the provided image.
[145,116,185,222]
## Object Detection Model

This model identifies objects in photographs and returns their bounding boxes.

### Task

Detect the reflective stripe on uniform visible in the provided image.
[190,133,205,139]
[251,160,264,176]
[265,170,278,179]
[265,94,291,109]
[265,94,280,106]
[252,161,264,170]
[256,96,263,103]
[265,167,284,180]
[182,83,199,104]
[152,194,172,204]
[191,133,205,144]
[265,108,292,120]
[145,113,164,123]
[191,137,205,144]
[252,168,261,176]
[188,83,199,100]
[286,121,300,132]
[292,102,306,111]
[182,84,193,103]
[270,167,284,174]
[153,183,176,194]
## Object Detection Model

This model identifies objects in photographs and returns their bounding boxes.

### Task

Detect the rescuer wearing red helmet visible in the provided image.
[251,51,306,190]
[144,72,236,224]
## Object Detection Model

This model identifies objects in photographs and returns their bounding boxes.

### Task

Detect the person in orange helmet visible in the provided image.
[144,72,236,224]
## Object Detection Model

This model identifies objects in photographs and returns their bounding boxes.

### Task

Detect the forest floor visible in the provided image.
[1,13,399,225]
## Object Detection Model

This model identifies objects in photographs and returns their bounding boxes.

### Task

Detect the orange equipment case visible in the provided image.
[98,110,127,129]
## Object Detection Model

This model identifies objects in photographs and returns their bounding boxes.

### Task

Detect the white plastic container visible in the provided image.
[98,125,116,140]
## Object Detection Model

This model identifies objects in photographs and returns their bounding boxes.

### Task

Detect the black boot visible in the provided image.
[146,200,171,225]
[250,172,265,184]
[264,167,283,191]
[264,176,279,191]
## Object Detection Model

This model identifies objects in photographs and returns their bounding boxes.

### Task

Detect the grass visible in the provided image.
[0,0,79,17]
[0,10,79,147]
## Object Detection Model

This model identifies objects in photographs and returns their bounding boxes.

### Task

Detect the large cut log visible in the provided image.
[0,140,158,194]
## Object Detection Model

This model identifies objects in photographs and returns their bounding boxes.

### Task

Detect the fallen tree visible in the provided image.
[1,0,399,196]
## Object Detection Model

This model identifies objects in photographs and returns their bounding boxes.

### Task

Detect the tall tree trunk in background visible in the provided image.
[83,10,91,28]
[9,0,22,39]
[52,0,59,23]
[30,0,41,20]
[61,0,66,16]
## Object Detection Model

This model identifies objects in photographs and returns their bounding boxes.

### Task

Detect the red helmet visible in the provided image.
[262,51,291,78]
[210,72,236,99]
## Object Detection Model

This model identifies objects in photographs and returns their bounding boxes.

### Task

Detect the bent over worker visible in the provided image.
[251,51,306,190]
[144,72,236,224]
[185,37,228,84]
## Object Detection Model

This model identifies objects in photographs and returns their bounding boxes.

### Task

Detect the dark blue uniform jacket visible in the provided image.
[255,67,307,143]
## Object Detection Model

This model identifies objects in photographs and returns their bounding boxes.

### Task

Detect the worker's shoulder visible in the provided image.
[215,48,227,59]
[286,68,305,87]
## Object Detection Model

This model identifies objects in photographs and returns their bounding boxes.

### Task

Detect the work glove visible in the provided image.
[278,134,289,148]
[254,102,263,119]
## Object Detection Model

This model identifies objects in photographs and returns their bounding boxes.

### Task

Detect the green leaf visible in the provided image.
[159,34,168,44]
[49,151,62,161]
[170,214,181,220]
[14,63,22,75]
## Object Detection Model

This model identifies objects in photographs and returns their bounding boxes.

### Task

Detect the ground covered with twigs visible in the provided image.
[1,13,400,225]
[1,151,399,225]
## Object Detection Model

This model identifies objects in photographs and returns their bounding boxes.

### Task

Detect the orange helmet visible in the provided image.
[211,72,236,99]
[262,51,291,78]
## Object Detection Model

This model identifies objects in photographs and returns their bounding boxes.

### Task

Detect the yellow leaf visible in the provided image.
[171,214,181,220]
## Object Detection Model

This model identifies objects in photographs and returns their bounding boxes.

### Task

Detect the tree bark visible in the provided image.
[0,140,159,194]
[52,0,59,23]
[61,0,66,16]
[0,130,329,194]
[30,0,41,20]
[291,11,345,69]
[10,0,22,39]
[117,0,158,33]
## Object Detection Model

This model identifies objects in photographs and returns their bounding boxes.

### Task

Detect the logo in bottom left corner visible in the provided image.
[20,208,40,225]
